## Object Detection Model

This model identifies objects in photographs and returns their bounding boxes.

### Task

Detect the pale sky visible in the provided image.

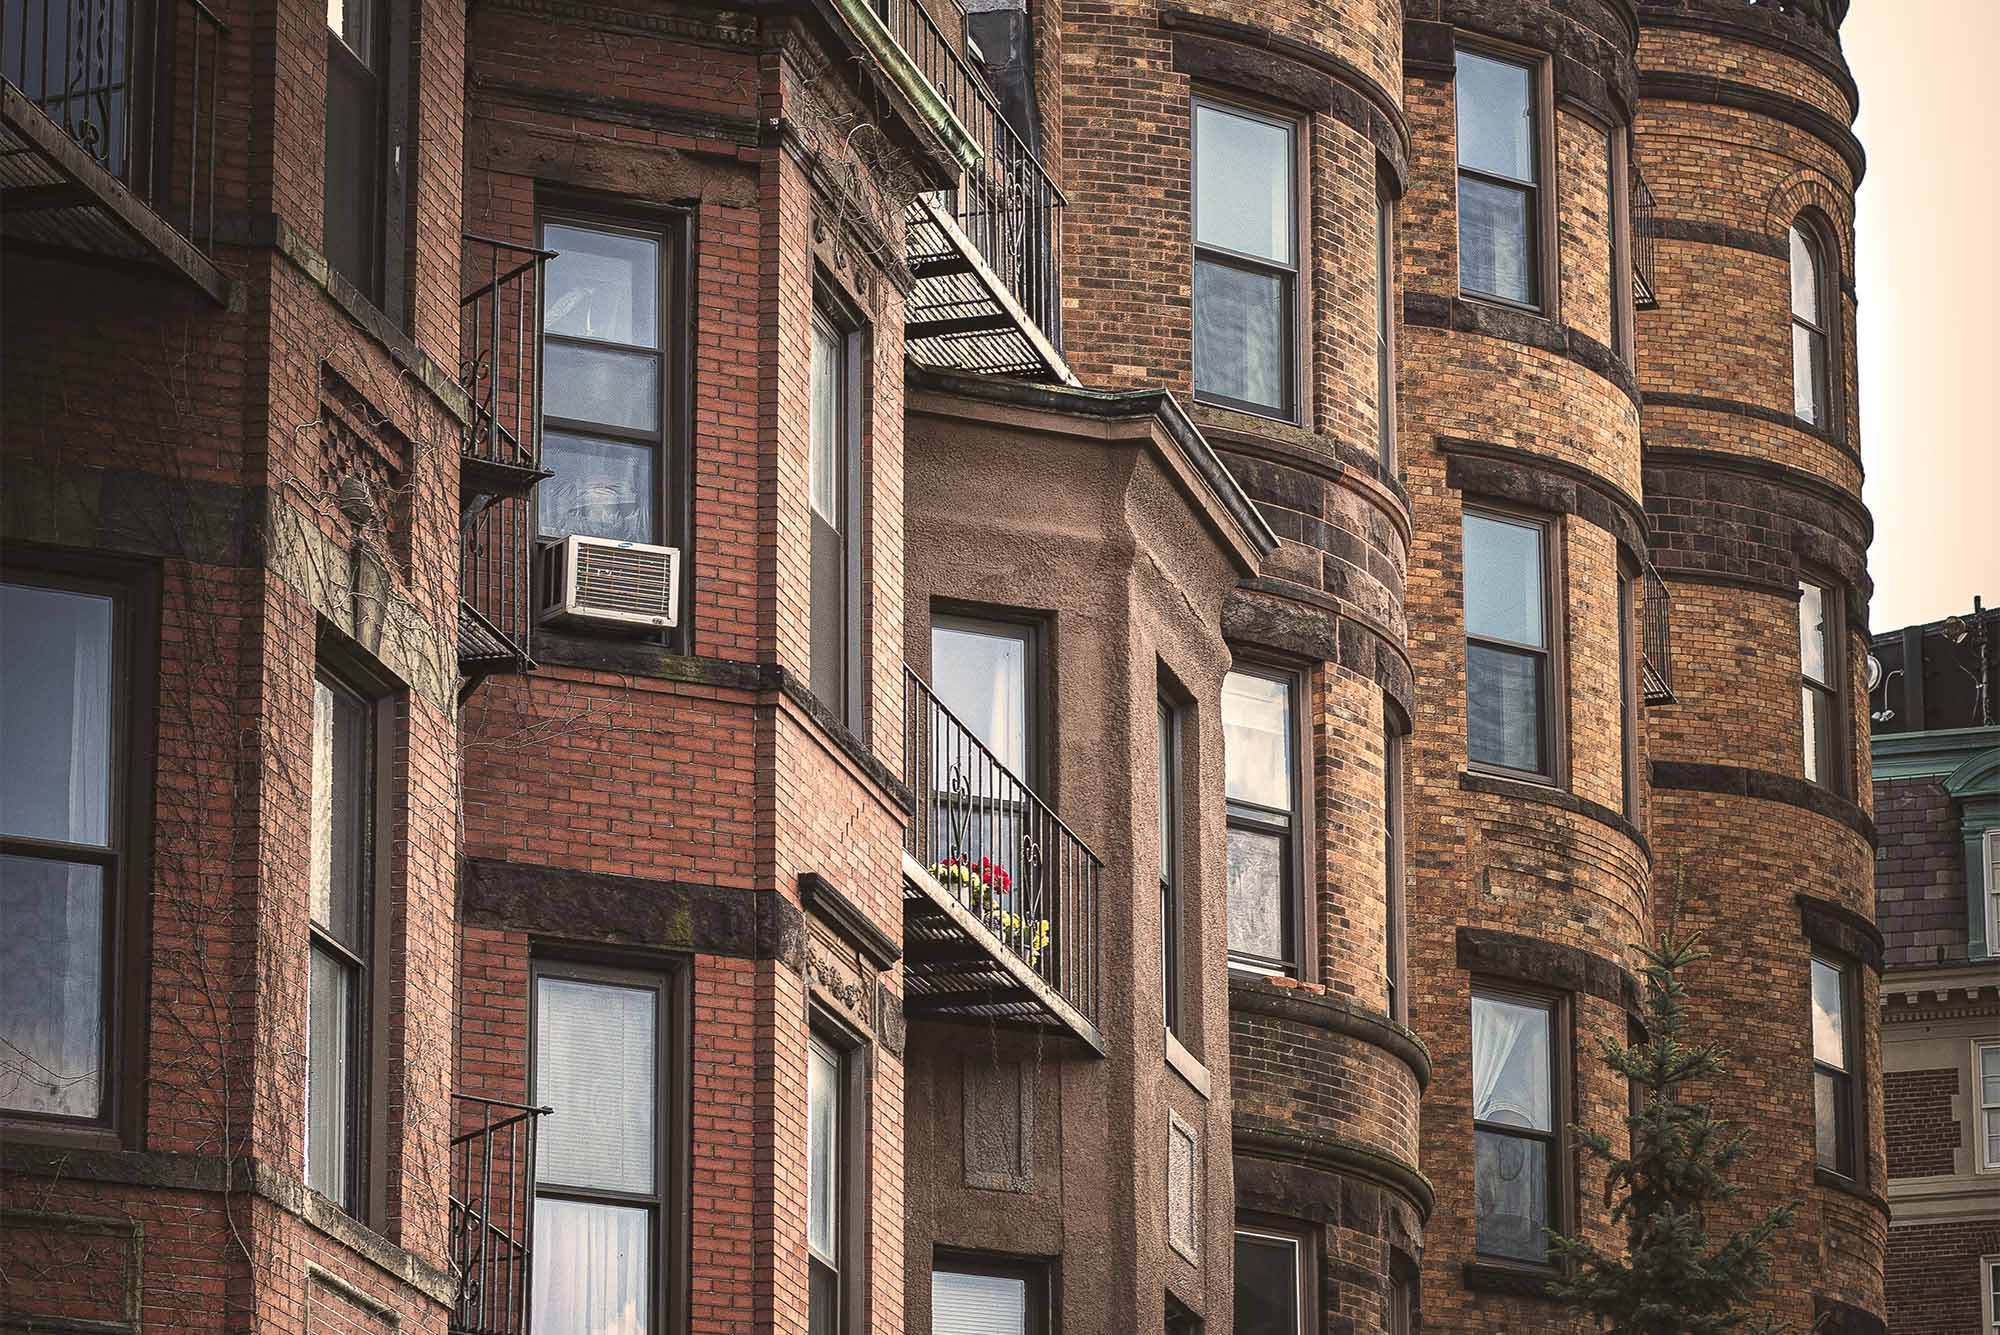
[1845,0,2000,632]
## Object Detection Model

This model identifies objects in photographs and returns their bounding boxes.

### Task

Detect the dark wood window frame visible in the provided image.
[809,278,869,734]
[1810,952,1864,1184]
[808,1007,872,1335]
[1222,664,1307,979]
[930,1250,1052,1335]
[323,0,412,319]
[1384,710,1408,1025]
[1797,575,1847,796]
[1158,686,1186,1038]
[1454,37,1560,316]
[928,606,1047,793]
[534,198,696,652]
[1375,168,1397,470]
[1616,561,1641,820]
[1789,213,1840,433]
[0,549,157,1149]
[527,952,692,1335]
[304,652,395,1223]
[1469,980,1572,1272]
[1462,503,1567,787]
[1232,1219,1316,1335]
[1191,90,1305,424]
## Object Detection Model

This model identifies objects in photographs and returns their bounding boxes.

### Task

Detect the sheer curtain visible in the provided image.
[1471,995,1549,1129]
[532,1198,648,1335]
[68,605,110,845]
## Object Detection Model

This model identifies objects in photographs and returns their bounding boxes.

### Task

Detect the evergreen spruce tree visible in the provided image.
[1547,933,1800,1335]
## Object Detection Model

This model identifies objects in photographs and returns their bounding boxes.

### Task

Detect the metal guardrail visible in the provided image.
[3,0,227,248]
[1631,162,1659,311]
[1642,562,1675,705]
[457,234,552,677]
[449,1094,550,1335]
[904,666,1100,1026]
[874,0,1063,348]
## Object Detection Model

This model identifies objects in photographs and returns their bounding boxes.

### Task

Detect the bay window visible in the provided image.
[1464,509,1557,780]
[1193,96,1298,420]
[1456,46,1545,308]
[1471,987,1562,1265]
[1223,670,1300,976]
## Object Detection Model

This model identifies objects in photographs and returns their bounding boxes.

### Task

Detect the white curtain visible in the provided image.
[532,1198,649,1335]
[66,602,110,845]
[1471,995,1550,1131]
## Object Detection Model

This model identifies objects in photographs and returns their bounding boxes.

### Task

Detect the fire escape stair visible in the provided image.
[903,194,1075,386]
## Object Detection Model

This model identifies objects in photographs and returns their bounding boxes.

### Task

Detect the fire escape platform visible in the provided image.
[904,195,1075,386]
[901,851,1103,1054]
[1,83,228,302]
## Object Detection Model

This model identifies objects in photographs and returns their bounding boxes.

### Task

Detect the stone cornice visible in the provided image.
[1232,1117,1435,1220]
[1651,760,1876,846]
[1437,435,1648,565]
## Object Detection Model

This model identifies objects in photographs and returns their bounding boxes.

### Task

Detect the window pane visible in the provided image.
[536,977,657,1195]
[545,225,659,347]
[1467,643,1544,774]
[1464,512,1545,646]
[1,581,113,846]
[1813,1068,1847,1172]
[1474,1128,1549,1262]
[1793,324,1827,425]
[932,1269,1028,1335]
[0,856,106,1119]
[1985,1107,1999,1168]
[1194,258,1288,414]
[1810,959,1846,1070]
[1226,826,1286,964]
[1233,1233,1300,1335]
[1803,684,1834,784]
[807,1037,840,1262]
[1158,703,1175,874]
[326,0,373,61]
[1194,103,1292,263]
[539,431,657,543]
[931,623,1029,777]
[811,317,843,525]
[1223,673,1293,810]
[810,1260,838,1335]
[310,678,369,947]
[306,944,354,1202]
[532,1198,650,1335]
[1458,175,1534,305]
[545,342,662,434]
[1982,1044,2000,1104]
[1789,225,1821,324]
[1472,992,1553,1130]
[1456,49,1535,182]
[1798,582,1828,681]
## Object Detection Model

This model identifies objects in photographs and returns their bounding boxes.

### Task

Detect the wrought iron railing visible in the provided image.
[873,0,1063,346]
[457,234,553,675]
[904,666,1099,1024]
[1631,162,1659,311]
[449,1094,549,1335]
[1641,561,1675,704]
[3,0,227,248]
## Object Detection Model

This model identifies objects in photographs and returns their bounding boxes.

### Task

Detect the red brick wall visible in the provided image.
[1883,1069,1960,1179]
[1885,1219,2000,1335]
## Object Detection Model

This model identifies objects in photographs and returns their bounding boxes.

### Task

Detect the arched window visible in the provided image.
[1789,220,1834,426]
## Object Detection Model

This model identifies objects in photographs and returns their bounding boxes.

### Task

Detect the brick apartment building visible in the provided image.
[1869,605,1998,1335]
[0,0,1888,1331]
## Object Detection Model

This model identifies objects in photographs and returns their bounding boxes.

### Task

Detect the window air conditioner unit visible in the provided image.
[539,534,681,630]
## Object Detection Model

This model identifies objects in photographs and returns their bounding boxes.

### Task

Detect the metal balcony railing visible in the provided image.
[1642,561,1676,705]
[903,667,1100,1044]
[2,0,227,291]
[872,0,1067,379]
[456,234,553,687]
[1631,163,1659,311]
[449,1094,550,1335]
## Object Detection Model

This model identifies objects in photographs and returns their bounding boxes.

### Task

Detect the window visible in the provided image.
[1608,129,1636,363]
[0,572,134,1132]
[323,0,407,310]
[532,964,671,1335]
[1977,1040,1999,1172]
[1810,956,1860,1180]
[1790,221,1833,427]
[807,1030,852,1335]
[1388,1269,1416,1335]
[1193,97,1298,419]
[1158,694,1184,1035]
[1234,1229,1306,1335]
[1618,566,1640,817]
[1984,828,1998,957]
[1375,175,1397,468]
[1471,988,1561,1265]
[305,673,378,1213]
[1384,723,1407,1023]
[1223,671,1300,976]
[931,617,1035,779]
[539,218,672,548]
[932,1255,1047,1335]
[1985,1254,2000,1335]
[1456,46,1544,308]
[1799,580,1842,791]
[1464,510,1556,780]
[809,304,865,725]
